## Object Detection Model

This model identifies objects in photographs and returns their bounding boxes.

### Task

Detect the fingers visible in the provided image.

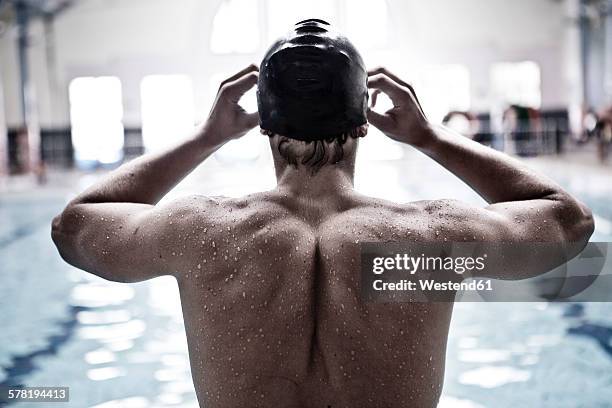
[368,67,410,88]
[242,111,259,129]
[370,89,381,108]
[223,71,259,100]
[367,107,394,131]
[368,67,427,118]
[367,74,407,105]
[219,64,258,89]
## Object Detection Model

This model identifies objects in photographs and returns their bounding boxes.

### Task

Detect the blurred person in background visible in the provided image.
[595,105,612,163]
[502,104,542,157]
[441,110,480,141]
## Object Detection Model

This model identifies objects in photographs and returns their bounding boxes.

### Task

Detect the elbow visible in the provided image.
[574,203,595,244]
[544,192,594,246]
[51,208,81,264]
[51,212,66,250]
[558,197,595,246]
[51,213,64,246]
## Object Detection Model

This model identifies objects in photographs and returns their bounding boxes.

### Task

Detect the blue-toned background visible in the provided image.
[1,149,611,408]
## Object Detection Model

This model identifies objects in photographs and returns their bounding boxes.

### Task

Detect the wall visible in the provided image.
[0,0,578,129]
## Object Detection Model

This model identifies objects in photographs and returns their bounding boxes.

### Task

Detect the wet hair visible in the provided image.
[262,124,367,171]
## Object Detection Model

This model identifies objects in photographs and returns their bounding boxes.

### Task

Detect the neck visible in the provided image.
[275,162,355,198]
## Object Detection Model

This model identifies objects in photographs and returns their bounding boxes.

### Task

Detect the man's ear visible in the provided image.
[351,124,369,138]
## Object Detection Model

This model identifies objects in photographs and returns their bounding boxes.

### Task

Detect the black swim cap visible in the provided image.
[257,19,368,141]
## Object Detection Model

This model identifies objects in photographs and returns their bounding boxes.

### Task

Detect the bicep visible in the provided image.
[53,202,178,282]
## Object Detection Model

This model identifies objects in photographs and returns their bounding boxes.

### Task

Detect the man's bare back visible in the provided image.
[52,66,593,407]
[172,191,454,407]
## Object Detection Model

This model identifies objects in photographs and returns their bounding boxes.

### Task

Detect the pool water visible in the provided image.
[1,150,611,407]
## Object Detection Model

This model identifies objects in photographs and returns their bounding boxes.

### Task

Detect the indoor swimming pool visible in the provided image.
[1,149,612,408]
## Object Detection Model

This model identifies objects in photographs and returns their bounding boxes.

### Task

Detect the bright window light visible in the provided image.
[345,0,389,50]
[266,0,338,42]
[491,61,541,108]
[141,75,195,152]
[211,0,260,54]
[69,76,124,164]
[416,64,471,124]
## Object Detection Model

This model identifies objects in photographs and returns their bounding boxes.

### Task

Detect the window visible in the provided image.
[69,76,124,164]
[140,75,195,152]
[210,0,261,54]
[490,61,541,108]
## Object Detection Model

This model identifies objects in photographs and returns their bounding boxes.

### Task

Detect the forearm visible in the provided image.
[420,124,563,204]
[367,67,593,247]
[70,128,220,206]
[419,124,593,242]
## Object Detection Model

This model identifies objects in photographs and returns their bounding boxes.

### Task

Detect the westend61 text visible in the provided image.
[373,279,493,292]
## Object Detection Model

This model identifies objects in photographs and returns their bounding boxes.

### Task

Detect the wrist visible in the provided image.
[193,123,227,153]
[411,123,440,151]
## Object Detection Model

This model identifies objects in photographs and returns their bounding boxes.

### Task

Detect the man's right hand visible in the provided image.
[199,64,259,149]
[367,67,434,148]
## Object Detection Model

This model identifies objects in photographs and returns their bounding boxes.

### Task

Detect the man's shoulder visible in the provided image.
[345,195,472,217]
[329,196,483,239]
[162,192,295,230]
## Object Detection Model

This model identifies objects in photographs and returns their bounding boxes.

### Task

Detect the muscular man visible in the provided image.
[52,20,593,408]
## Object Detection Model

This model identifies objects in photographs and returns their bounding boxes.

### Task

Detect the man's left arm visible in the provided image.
[51,64,259,282]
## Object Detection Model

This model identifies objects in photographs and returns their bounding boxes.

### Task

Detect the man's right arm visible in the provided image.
[367,67,594,278]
